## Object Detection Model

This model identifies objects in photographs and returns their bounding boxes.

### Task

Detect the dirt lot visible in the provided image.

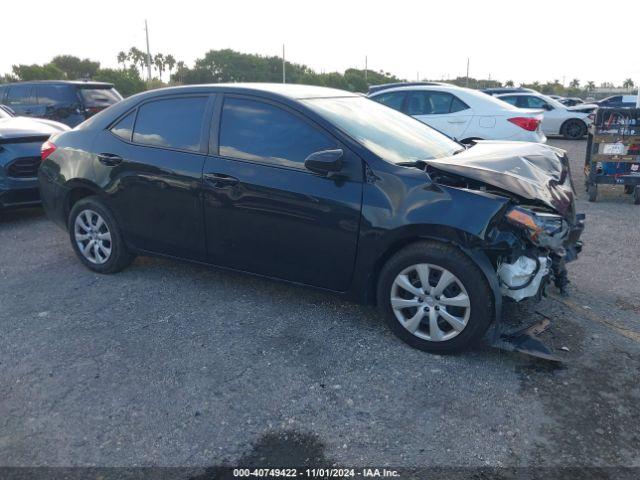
[0,139,639,471]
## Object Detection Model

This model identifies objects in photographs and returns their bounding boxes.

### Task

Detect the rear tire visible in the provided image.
[377,241,493,354]
[634,186,640,205]
[562,119,586,140]
[587,184,598,202]
[68,196,134,273]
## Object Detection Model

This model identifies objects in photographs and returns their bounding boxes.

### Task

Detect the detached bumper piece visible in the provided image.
[489,317,560,362]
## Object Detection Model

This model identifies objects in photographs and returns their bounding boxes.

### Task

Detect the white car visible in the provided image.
[368,84,546,143]
[496,92,595,140]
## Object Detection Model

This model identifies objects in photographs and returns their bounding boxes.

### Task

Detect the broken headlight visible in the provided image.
[505,206,568,250]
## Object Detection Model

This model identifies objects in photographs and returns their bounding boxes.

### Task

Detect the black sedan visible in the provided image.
[0,105,68,210]
[38,84,584,354]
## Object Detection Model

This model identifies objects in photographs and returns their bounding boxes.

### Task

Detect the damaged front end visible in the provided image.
[423,141,586,359]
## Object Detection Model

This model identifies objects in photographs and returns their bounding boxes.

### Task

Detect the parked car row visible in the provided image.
[0,106,68,210]
[369,83,595,141]
[33,83,585,355]
[0,80,122,127]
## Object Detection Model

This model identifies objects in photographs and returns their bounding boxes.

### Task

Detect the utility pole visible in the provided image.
[365,55,368,84]
[466,58,470,87]
[282,44,286,84]
[144,20,152,83]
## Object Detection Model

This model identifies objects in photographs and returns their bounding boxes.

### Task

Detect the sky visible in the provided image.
[3,0,640,87]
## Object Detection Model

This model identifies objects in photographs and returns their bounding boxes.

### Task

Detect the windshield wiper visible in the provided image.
[452,147,466,155]
[397,159,428,168]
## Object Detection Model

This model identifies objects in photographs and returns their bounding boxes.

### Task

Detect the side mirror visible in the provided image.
[304,149,343,176]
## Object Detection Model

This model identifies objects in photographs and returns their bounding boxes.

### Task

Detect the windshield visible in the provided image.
[303,96,460,164]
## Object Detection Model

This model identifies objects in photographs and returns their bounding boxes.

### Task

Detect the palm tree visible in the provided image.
[154,53,165,81]
[586,81,595,91]
[569,78,580,88]
[165,55,176,83]
[117,51,128,70]
[623,78,635,89]
[505,80,514,87]
[128,47,143,75]
[176,61,186,83]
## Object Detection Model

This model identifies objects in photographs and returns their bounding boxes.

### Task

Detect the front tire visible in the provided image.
[562,119,586,140]
[68,196,134,273]
[377,241,493,354]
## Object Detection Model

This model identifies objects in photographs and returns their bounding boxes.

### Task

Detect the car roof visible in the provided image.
[2,80,115,88]
[367,82,452,94]
[127,83,360,101]
[368,83,464,95]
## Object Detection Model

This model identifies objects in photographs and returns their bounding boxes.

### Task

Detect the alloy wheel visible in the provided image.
[74,209,112,264]
[390,263,471,342]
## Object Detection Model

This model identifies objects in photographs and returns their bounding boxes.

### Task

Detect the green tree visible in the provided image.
[117,51,128,70]
[164,55,176,83]
[94,67,146,97]
[11,63,65,80]
[174,60,187,84]
[153,53,165,81]
[505,80,514,87]
[569,78,580,88]
[51,55,100,79]
[128,47,146,76]
[623,78,635,89]
[586,81,595,91]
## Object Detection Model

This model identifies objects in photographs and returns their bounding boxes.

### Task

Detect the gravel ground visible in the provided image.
[0,139,639,471]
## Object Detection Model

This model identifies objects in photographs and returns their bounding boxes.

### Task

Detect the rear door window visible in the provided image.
[373,91,406,111]
[36,85,78,105]
[6,85,34,106]
[219,97,336,170]
[133,96,207,152]
[406,91,458,115]
[79,87,123,107]
[525,96,550,109]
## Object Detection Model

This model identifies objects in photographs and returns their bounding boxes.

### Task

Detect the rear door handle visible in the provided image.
[447,119,467,124]
[97,153,123,166]
[203,172,239,187]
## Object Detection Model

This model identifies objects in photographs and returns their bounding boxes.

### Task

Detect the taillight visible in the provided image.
[41,140,56,161]
[508,117,541,132]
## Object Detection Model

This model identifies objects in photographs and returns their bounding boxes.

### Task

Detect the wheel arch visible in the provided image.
[560,117,587,135]
[361,229,501,322]
[62,180,109,227]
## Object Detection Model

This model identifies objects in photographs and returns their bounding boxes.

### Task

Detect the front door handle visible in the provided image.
[97,153,123,166]
[447,119,467,124]
[203,172,239,187]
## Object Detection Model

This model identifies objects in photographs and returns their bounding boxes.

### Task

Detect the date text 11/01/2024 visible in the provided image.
[232,468,400,477]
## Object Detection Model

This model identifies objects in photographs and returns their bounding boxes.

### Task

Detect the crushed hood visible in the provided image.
[424,141,575,217]
[0,116,69,141]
